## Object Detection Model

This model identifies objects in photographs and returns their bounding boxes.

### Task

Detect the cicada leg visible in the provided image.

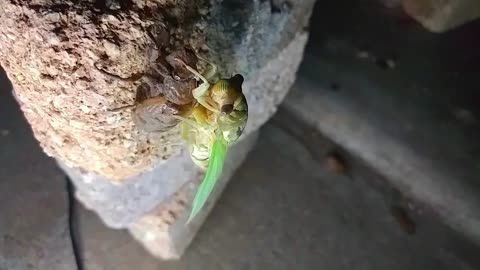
[192,84,219,113]
[180,120,190,141]
[196,54,219,83]
[174,58,209,86]
[178,117,210,171]
[173,58,219,113]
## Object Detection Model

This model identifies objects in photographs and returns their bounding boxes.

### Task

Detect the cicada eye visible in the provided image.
[220,104,234,114]
[228,74,244,92]
[231,74,244,84]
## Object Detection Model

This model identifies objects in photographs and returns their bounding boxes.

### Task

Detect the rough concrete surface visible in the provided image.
[0,0,204,180]
[0,0,313,181]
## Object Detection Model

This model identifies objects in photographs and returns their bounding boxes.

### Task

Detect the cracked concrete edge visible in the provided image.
[128,131,259,260]
[283,75,480,246]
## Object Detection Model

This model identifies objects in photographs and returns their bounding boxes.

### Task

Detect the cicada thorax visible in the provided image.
[132,82,193,132]
[186,133,211,170]
[180,105,217,170]
[161,76,197,105]
[208,74,248,144]
[217,95,248,145]
[183,74,248,170]
[208,74,244,114]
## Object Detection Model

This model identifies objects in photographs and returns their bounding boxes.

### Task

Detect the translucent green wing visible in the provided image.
[187,135,227,223]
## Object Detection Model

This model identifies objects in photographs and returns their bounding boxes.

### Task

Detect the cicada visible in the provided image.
[109,49,248,222]
[173,57,248,222]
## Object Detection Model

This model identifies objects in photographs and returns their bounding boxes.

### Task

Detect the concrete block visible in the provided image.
[403,0,480,32]
[0,0,312,259]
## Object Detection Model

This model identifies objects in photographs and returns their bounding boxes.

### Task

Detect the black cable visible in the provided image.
[65,175,84,270]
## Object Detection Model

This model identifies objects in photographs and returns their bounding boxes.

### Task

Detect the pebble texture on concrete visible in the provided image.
[0,0,313,181]
[0,0,199,180]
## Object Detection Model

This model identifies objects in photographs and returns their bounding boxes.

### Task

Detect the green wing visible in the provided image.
[187,135,227,223]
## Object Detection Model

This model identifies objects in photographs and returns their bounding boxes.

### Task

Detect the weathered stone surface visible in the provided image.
[0,0,205,180]
[0,0,313,181]
[403,0,480,32]
[129,131,259,260]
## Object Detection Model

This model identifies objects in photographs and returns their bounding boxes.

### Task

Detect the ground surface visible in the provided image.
[1,73,479,269]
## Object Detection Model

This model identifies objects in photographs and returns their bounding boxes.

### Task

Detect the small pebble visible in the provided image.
[44,13,61,23]
[407,201,415,210]
[375,57,396,70]
[453,108,477,125]
[390,206,416,235]
[325,151,347,174]
[330,82,340,91]
[386,58,396,69]
[103,40,120,59]
[198,8,208,16]
[79,104,91,113]
[200,44,209,52]
[356,50,370,60]
[16,74,25,82]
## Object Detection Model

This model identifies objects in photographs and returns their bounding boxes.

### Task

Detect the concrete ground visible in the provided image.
[2,0,480,269]
[1,83,479,270]
[0,77,478,270]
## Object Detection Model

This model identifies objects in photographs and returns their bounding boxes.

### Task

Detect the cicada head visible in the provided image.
[209,74,244,114]
[217,94,248,145]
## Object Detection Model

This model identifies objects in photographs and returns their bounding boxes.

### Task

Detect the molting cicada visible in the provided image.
[110,48,248,222]
[173,57,248,222]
